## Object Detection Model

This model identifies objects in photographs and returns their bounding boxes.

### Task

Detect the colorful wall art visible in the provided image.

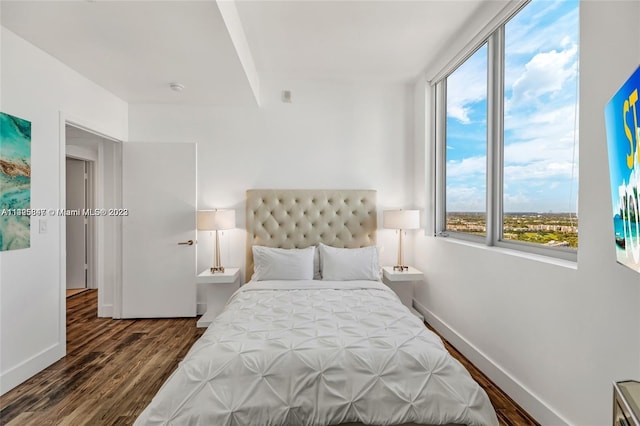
[605,65,640,274]
[0,112,32,251]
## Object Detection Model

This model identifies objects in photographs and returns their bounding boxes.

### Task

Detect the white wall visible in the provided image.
[129,78,414,307]
[411,2,640,425]
[0,27,128,394]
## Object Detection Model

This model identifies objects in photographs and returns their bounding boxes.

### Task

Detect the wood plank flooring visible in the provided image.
[0,290,204,425]
[1,290,538,425]
[425,324,539,426]
[66,288,90,298]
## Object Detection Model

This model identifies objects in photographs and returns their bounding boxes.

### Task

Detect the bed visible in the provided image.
[135,190,498,426]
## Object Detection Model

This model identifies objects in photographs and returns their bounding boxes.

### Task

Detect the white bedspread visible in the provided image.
[135,280,498,426]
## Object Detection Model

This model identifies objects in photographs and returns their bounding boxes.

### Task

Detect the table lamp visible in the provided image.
[197,209,235,273]
[383,209,420,271]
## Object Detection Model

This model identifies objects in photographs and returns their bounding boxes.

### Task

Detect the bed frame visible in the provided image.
[245,189,377,280]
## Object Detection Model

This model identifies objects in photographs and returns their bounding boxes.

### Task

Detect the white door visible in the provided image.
[66,158,87,289]
[122,142,196,318]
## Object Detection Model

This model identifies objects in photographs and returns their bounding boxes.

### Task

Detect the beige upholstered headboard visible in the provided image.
[246,189,377,279]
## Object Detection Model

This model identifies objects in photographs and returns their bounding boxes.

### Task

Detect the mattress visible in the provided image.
[135,280,498,426]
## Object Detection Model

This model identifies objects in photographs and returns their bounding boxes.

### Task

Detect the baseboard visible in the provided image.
[197,302,206,316]
[0,342,64,395]
[99,303,114,318]
[412,299,570,426]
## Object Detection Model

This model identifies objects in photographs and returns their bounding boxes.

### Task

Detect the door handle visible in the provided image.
[178,240,194,246]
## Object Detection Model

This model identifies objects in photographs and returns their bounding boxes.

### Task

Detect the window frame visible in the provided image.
[433,4,578,262]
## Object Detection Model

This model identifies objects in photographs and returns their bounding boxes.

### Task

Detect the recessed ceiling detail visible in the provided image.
[1,1,257,106]
[1,1,506,106]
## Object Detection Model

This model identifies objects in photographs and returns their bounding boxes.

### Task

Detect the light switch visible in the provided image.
[39,219,47,234]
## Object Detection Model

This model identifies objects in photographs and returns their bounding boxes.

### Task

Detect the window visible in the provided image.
[445,44,488,237]
[436,0,579,259]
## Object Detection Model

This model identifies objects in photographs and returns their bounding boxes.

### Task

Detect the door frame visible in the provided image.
[58,113,124,352]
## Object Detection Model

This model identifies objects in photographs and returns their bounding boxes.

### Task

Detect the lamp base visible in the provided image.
[210,266,225,273]
[393,265,409,271]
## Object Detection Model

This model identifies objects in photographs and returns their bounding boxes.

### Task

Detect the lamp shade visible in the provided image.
[383,209,420,230]
[197,209,236,231]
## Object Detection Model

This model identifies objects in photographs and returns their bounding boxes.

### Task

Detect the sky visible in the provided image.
[445,0,579,214]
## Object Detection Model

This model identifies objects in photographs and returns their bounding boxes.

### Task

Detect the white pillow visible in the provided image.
[252,246,315,281]
[319,243,380,281]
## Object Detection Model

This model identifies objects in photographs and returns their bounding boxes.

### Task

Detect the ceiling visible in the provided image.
[237,0,487,82]
[1,0,501,106]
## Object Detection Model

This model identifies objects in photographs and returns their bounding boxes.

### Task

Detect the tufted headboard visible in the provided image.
[245,189,377,280]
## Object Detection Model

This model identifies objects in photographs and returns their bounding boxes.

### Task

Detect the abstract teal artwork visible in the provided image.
[0,112,31,251]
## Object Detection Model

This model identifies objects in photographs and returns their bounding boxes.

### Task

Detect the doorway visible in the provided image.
[65,123,122,318]
[66,157,92,296]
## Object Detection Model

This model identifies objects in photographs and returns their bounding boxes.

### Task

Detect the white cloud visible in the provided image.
[509,44,577,107]
[448,104,473,124]
[503,100,579,183]
[504,136,575,165]
[504,160,574,181]
[446,46,487,124]
[446,155,485,179]
[505,103,577,139]
[446,185,486,212]
[504,192,531,206]
[504,2,578,58]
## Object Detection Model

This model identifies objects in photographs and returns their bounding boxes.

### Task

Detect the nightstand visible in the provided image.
[196,268,240,328]
[382,266,424,321]
[614,380,640,426]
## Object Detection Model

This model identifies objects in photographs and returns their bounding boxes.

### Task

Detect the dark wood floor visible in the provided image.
[66,288,91,298]
[0,290,538,425]
[425,324,538,425]
[0,290,203,425]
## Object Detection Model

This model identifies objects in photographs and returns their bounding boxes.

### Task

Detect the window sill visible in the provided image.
[437,235,578,270]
